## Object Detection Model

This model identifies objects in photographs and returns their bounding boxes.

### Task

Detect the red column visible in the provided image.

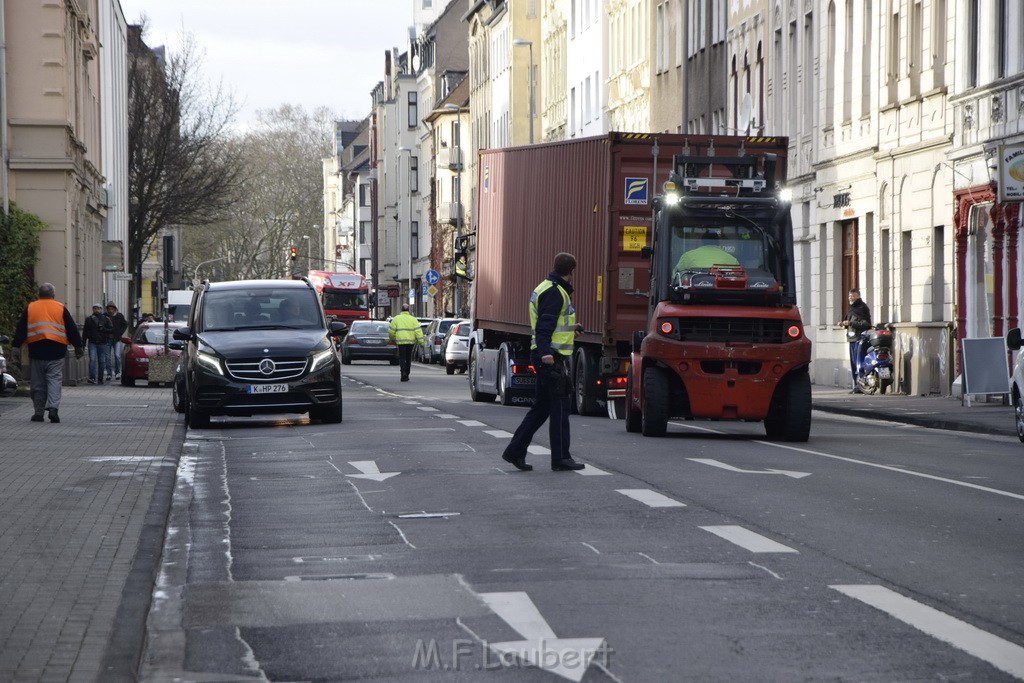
[991,202,1005,337]
[953,192,971,377]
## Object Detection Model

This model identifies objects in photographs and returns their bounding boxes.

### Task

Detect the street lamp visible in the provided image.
[398,146,413,312]
[193,255,229,284]
[512,39,534,144]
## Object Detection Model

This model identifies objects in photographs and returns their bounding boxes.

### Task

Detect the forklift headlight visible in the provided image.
[779,188,793,203]
[786,325,802,339]
[659,320,675,335]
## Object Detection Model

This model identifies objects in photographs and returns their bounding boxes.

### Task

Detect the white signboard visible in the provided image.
[998,144,1024,203]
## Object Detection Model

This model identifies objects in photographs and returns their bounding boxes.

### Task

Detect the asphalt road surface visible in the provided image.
[141,359,1024,682]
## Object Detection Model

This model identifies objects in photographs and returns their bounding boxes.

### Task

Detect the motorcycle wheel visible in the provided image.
[858,372,879,396]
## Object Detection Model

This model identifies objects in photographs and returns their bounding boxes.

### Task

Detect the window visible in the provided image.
[932,0,945,87]
[359,221,370,245]
[841,220,859,306]
[843,1,853,122]
[410,156,419,193]
[656,3,668,73]
[411,221,419,260]
[803,13,813,130]
[359,183,370,207]
[862,0,872,114]
[966,0,978,87]
[825,2,836,127]
[407,91,418,128]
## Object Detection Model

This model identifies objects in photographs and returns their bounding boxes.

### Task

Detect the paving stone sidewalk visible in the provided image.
[0,383,184,683]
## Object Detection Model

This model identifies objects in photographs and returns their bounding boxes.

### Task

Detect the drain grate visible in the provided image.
[284,572,394,582]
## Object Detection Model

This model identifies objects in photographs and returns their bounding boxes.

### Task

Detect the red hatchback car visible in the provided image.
[120,322,186,386]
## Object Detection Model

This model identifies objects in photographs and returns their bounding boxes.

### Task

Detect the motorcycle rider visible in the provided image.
[840,288,872,394]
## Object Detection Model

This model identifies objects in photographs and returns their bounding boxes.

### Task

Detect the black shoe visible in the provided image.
[30,414,44,422]
[400,376,409,382]
[502,452,533,471]
[552,459,585,471]
[47,409,59,423]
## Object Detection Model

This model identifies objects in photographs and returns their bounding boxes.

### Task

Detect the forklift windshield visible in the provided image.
[671,223,770,277]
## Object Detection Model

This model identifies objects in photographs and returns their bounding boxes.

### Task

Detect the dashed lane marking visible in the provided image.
[616,489,686,508]
[700,525,799,553]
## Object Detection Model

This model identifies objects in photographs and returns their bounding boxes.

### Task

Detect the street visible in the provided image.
[139,362,1024,682]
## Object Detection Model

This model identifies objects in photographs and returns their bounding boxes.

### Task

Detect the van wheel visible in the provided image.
[314,401,343,424]
[641,367,669,437]
[187,401,210,429]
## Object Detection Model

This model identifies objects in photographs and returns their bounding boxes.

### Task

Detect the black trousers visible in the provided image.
[398,344,413,379]
[504,360,571,464]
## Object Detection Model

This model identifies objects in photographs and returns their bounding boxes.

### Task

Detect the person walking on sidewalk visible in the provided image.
[105,302,129,380]
[83,303,113,385]
[10,283,84,423]
[388,304,424,382]
[840,288,873,394]
[502,252,585,472]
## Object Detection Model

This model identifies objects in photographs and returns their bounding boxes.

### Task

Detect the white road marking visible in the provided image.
[580,542,601,555]
[616,489,686,508]
[459,419,486,427]
[345,460,400,482]
[435,413,459,419]
[637,552,660,564]
[484,429,513,438]
[689,458,811,479]
[748,561,784,580]
[577,464,611,476]
[700,525,799,553]
[760,441,1024,502]
[831,584,1024,679]
[478,592,606,682]
[417,406,439,412]
[387,521,416,549]
[402,400,420,405]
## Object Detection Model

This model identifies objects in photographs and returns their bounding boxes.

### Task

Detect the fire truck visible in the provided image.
[304,270,370,326]
[624,137,812,441]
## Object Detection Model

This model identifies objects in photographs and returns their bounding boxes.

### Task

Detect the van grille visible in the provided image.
[225,357,308,381]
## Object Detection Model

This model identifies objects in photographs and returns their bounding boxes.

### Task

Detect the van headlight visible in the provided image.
[195,350,224,376]
[309,348,335,373]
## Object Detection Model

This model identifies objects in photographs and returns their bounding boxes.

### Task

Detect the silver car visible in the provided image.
[444,320,472,375]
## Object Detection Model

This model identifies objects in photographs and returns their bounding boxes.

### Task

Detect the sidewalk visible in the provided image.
[0,379,1016,682]
[0,383,183,683]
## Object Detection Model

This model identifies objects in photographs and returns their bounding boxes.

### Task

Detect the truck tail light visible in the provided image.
[512,363,536,375]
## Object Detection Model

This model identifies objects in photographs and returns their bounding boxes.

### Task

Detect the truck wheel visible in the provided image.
[469,346,497,403]
[498,347,515,406]
[764,370,811,442]
[624,369,641,433]
[342,352,352,365]
[641,366,669,437]
[573,347,602,416]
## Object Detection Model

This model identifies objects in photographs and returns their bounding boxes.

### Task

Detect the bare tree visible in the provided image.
[183,105,336,281]
[127,24,244,291]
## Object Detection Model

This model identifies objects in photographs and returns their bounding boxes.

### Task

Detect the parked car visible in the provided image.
[120,322,186,386]
[423,317,462,364]
[172,278,349,427]
[341,320,399,365]
[414,318,433,362]
[444,320,472,375]
[0,334,17,396]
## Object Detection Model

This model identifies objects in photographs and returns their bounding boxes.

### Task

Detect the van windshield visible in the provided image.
[201,289,324,331]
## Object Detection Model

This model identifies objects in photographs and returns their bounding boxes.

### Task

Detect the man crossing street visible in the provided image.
[388,303,424,382]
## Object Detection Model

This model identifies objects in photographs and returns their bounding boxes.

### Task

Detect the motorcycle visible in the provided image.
[854,326,894,395]
[0,334,18,396]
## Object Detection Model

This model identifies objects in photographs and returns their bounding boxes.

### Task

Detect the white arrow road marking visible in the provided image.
[345,460,400,482]
[688,458,811,479]
[832,585,1024,679]
[700,525,798,553]
[616,489,686,508]
[479,592,605,682]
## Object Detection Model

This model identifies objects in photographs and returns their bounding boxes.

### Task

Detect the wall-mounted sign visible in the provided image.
[998,144,1024,203]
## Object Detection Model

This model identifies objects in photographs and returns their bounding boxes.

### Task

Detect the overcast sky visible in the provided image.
[118,0,414,128]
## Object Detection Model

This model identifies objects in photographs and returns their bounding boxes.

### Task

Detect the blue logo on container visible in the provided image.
[625,178,648,205]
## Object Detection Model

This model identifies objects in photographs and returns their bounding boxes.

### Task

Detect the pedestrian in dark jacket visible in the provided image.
[83,303,113,385]
[11,282,84,422]
[840,288,872,393]
[106,303,129,380]
[501,252,585,472]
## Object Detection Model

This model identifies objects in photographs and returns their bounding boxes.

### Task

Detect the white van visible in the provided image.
[166,289,193,323]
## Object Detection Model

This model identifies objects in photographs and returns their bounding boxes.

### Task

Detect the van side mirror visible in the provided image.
[330,321,349,339]
[1007,328,1022,351]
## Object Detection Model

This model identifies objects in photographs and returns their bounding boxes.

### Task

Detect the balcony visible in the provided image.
[438,201,462,225]
[439,146,463,170]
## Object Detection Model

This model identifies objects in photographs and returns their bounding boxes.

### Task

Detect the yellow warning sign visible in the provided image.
[623,226,647,252]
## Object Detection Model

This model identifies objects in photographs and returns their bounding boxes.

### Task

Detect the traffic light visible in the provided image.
[454,234,470,255]
[289,246,297,261]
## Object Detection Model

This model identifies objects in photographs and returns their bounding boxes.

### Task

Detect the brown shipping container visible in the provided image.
[472,133,789,348]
